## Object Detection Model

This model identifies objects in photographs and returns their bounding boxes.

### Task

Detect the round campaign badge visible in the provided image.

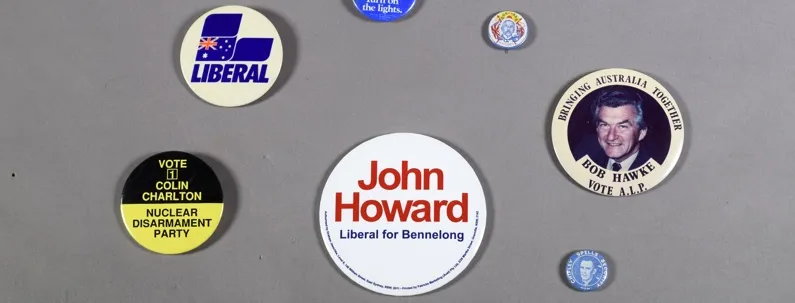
[120,151,224,254]
[551,68,685,196]
[352,0,417,22]
[179,5,284,107]
[487,11,529,50]
[318,133,488,296]
[565,250,609,291]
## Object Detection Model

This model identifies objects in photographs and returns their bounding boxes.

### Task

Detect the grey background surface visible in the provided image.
[1,0,793,302]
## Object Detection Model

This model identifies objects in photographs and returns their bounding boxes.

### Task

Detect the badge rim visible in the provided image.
[317,132,489,297]
[119,151,225,255]
[351,0,417,22]
[178,5,284,107]
[550,68,685,197]
[486,10,530,50]
[564,249,610,292]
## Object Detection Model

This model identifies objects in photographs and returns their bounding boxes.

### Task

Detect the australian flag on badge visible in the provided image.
[195,13,274,62]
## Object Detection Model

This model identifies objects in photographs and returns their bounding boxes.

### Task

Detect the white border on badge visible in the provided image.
[318,132,488,296]
[179,5,284,107]
[486,11,529,50]
[551,68,685,197]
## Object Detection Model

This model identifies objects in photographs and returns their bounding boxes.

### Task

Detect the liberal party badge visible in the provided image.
[565,250,609,291]
[120,151,224,254]
[487,11,529,50]
[179,5,284,107]
[551,68,685,196]
[318,133,488,296]
[352,0,417,22]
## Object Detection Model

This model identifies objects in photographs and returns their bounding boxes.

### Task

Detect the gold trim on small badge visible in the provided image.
[551,68,685,196]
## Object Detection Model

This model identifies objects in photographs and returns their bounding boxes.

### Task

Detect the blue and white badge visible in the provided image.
[179,6,284,107]
[487,11,529,50]
[565,250,609,291]
[352,0,417,22]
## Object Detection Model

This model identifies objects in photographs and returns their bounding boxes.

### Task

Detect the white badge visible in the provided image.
[179,5,284,107]
[318,133,488,296]
[551,68,685,196]
[487,11,529,50]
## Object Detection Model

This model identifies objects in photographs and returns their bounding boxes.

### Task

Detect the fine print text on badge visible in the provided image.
[551,68,685,196]
[319,133,487,296]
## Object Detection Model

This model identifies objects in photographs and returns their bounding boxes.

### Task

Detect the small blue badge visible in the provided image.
[565,250,609,291]
[352,0,416,22]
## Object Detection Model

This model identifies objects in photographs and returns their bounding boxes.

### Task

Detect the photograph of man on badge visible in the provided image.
[567,86,671,172]
[573,257,603,287]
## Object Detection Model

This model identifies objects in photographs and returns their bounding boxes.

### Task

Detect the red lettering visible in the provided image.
[335,192,359,221]
[433,200,448,221]
[357,161,378,190]
[448,193,468,222]
[334,192,469,222]
[410,200,431,221]
[381,199,412,221]
[356,160,445,191]
[424,167,444,190]
[360,200,382,222]
[402,161,422,190]
[378,167,400,190]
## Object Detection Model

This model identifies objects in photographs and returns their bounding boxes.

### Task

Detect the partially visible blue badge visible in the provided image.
[352,0,417,22]
[565,250,610,291]
[487,11,529,50]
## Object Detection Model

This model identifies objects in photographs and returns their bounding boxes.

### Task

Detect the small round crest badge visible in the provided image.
[352,0,417,22]
[565,250,609,291]
[551,68,685,196]
[487,11,529,50]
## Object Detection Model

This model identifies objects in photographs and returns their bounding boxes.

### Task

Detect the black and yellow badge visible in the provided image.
[120,151,223,254]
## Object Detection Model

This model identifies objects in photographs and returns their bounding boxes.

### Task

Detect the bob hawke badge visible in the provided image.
[120,151,224,254]
[179,5,284,107]
[551,68,685,196]
[318,133,488,296]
